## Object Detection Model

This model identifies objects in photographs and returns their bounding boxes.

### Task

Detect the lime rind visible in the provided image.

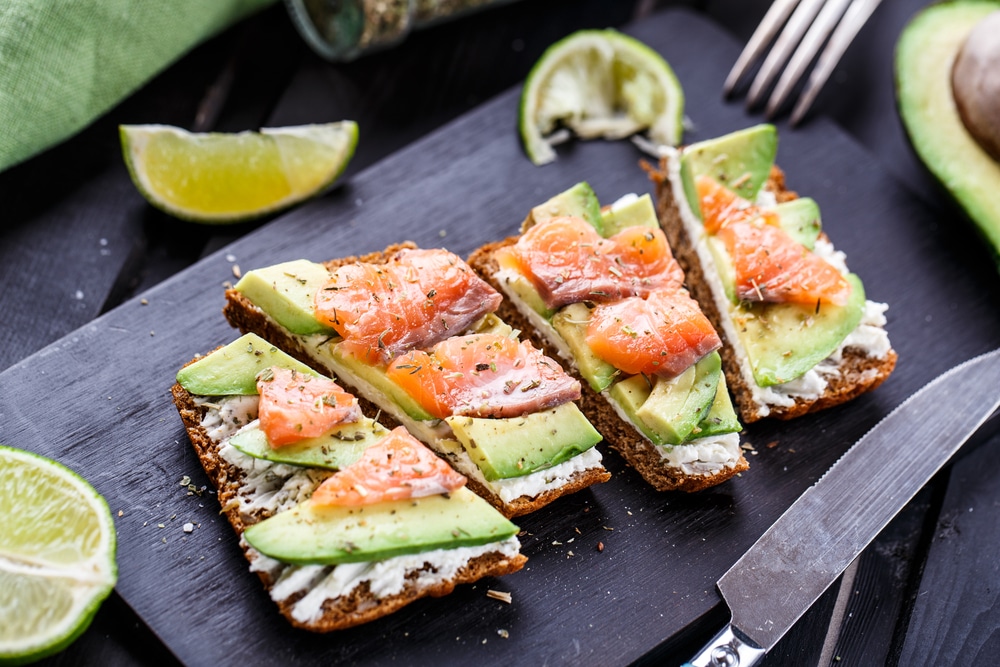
[120,121,359,224]
[0,445,117,666]
[520,29,684,166]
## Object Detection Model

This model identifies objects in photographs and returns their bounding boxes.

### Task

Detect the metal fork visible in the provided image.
[723,0,883,125]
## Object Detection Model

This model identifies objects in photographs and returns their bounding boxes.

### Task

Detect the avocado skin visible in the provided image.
[243,487,519,565]
[896,0,1000,265]
[176,333,320,395]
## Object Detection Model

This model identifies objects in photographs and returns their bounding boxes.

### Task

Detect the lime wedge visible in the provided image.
[120,121,359,223]
[520,29,684,166]
[0,445,117,665]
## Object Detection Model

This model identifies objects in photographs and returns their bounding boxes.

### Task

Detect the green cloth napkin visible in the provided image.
[0,0,277,173]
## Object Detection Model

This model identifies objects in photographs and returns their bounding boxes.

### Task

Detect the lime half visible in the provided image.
[0,446,117,666]
[120,121,359,223]
[520,29,684,166]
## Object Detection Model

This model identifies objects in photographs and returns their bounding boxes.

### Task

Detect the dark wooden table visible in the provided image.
[4,1,998,665]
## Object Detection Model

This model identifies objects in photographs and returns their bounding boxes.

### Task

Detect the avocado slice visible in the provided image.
[446,403,602,481]
[608,352,731,446]
[693,373,741,439]
[551,302,619,392]
[600,193,659,236]
[526,181,604,234]
[680,124,778,219]
[234,259,335,335]
[770,197,822,250]
[635,352,721,445]
[243,487,519,565]
[733,273,866,387]
[229,420,389,470]
[176,333,320,396]
[896,0,1000,264]
[328,343,434,421]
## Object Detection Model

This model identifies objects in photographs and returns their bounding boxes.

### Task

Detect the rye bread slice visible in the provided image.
[467,240,750,493]
[221,243,611,518]
[171,377,526,633]
[647,160,898,423]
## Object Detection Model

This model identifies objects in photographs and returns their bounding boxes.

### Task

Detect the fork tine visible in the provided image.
[764,0,853,119]
[745,0,827,109]
[723,0,803,97]
[790,0,884,125]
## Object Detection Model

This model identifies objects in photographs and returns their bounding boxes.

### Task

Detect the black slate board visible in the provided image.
[3,8,999,666]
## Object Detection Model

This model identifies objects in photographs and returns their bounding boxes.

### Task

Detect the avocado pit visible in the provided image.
[952,10,1000,162]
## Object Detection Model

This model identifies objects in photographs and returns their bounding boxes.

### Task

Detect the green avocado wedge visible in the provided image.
[896,0,1000,266]
[243,487,519,565]
[446,403,602,481]
[733,273,866,387]
[680,124,778,219]
[176,333,320,395]
[229,421,389,470]
[233,259,335,335]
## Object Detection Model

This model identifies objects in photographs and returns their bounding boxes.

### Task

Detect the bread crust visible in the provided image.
[221,243,610,518]
[647,160,898,423]
[170,378,526,633]
[467,240,749,493]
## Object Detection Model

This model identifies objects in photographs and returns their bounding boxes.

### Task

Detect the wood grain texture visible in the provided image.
[898,430,1000,666]
[2,7,999,666]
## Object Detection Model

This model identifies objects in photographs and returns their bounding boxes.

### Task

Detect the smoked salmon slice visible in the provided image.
[495,216,684,309]
[310,426,466,507]
[256,366,361,447]
[313,248,503,365]
[696,176,851,307]
[585,287,722,377]
[385,333,582,419]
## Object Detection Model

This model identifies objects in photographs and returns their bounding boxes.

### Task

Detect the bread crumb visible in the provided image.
[497,629,509,639]
[486,589,512,604]
[140,298,149,305]
[232,265,242,279]
[597,542,604,552]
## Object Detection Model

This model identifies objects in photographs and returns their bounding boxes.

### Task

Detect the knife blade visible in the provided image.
[684,348,1000,667]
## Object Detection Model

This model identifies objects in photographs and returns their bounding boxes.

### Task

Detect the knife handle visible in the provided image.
[683,623,766,667]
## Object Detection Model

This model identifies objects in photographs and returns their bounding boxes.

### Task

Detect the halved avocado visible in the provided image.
[896,0,1000,263]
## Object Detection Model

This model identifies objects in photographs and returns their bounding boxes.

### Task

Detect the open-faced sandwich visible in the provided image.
[648,124,897,422]
[468,185,748,492]
[171,333,526,631]
[223,246,610,518]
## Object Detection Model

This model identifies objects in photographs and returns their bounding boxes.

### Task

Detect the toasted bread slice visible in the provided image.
[171,370,525,633]
[222,244,611,518]
[648,156,898,423]
[467,240,749,493]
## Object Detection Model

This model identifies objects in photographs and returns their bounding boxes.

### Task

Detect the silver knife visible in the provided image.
[684,348,1000,667]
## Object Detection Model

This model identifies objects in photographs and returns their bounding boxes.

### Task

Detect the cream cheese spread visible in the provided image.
[248,537,522,624]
